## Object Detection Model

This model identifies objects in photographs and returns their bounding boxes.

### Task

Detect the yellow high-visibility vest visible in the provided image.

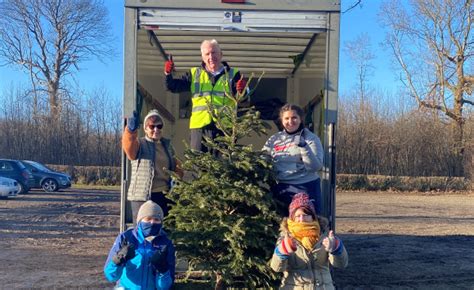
[189,67,238,129]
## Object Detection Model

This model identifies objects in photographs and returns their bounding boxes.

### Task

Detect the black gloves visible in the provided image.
[150,245,169,273]
[294,129,307,147]
[127,110,139,132]
[112,239,136,266]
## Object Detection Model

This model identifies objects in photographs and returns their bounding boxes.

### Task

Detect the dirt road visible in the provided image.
[333,191,474,289]
[0,189,118,289]
[0,189,473,289]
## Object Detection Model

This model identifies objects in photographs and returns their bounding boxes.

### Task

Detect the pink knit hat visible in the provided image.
[289,192,317,219]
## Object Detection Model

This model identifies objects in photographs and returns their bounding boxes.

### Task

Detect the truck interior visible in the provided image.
[123,0,340,231]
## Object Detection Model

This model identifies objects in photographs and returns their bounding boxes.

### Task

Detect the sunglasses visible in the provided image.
[147,124,163,130]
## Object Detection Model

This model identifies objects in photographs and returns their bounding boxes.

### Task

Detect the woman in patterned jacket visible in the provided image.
[263,104,324,214]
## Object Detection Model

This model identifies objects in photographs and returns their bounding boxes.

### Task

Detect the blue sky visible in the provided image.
[0,0,124,101]
[0,0,399,102]
[339,0,401,95]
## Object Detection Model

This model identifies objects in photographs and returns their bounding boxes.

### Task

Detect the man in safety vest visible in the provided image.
[164,39,246,152]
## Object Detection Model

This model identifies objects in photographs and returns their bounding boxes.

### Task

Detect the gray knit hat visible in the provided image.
[136,200,164,222]
[143,109,164,126]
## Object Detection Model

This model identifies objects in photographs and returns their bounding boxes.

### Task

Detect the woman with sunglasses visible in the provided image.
[123,109,183,224]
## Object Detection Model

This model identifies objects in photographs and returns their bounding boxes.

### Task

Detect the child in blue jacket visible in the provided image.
[104,201,175,289]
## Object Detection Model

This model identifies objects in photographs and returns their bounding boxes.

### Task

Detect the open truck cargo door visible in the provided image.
[123,0,340,232]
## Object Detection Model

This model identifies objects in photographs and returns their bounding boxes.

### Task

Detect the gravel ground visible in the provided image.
[0,188,473,289]
[333,191,474,289]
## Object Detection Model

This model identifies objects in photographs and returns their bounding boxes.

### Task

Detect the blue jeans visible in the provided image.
[273,179,322,215]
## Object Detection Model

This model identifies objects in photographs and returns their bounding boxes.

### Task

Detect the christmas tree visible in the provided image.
[167,74,281,289]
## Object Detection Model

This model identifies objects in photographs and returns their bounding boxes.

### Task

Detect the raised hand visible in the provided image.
[112,239,136,266]
[127,110,139,132]
[236,76,247,93]
[278,235,297,255]
[322,230,340,253]
[164,54,174,75]
[293,129,307,147]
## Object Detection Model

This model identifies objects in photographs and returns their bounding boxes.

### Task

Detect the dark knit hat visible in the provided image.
[137,200,164,222]
[289,192,317,219]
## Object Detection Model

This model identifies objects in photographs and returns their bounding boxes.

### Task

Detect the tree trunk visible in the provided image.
[214,273,225,290]
[48,81,60,120]
[452,120,465,177]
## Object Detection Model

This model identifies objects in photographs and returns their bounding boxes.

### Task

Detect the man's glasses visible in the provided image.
[147,124,163,130]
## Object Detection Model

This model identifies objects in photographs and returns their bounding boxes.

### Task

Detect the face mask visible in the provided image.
[138,221,162,237]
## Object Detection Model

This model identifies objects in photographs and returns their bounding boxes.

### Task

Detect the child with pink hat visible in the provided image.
[271,193,348,289]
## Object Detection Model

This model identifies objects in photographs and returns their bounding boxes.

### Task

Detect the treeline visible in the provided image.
[0,86,122,166]
[337,94,473,178]
[1,87,472,178]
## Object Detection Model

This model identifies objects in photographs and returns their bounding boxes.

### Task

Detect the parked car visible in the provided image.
[0,176,20,198]
[0,159,34,194]
[21,160,72,192]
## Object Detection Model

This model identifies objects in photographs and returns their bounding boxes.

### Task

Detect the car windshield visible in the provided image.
[16,161,27,170]
[27,161,53,172]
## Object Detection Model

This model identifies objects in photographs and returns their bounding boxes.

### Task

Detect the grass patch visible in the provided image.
[71,183,120,191]
[337,174,469,192]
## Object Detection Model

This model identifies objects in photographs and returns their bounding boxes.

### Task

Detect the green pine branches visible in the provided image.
[167,73,280,288]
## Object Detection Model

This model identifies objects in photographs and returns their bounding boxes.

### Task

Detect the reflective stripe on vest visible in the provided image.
[189,67,237,129]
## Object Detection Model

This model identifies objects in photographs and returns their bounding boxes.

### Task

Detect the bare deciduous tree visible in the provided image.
[342,0,363,14]
[0,84,121,166]
[380,0,473,176]
[343,32,376,101]
[0,0,114,118]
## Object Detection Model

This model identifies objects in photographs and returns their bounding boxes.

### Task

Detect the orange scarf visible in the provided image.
[287,219,320,251]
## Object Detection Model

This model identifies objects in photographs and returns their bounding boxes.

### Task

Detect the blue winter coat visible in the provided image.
[104,226,175,290]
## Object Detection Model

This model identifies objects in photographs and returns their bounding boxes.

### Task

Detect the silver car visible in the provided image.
[0,176,20,198]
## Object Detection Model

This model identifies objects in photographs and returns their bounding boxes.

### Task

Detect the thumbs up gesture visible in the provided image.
[236,76,247,93]
[164,54,174,75]
[278,235,297,255]
[293,129,307,147]
[322,230,340,253]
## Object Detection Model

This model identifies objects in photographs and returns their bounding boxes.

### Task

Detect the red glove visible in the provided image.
[236,78,246,93]
[278,235,296,255]
[164,55,174,75]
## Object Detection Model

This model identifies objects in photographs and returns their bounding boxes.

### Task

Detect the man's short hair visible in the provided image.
[201,39,221,53]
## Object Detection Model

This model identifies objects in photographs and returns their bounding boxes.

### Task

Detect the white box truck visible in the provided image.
[122,0,340,231]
